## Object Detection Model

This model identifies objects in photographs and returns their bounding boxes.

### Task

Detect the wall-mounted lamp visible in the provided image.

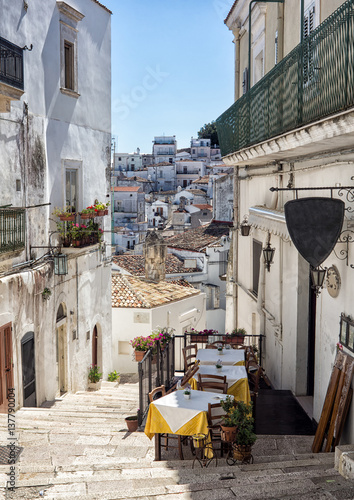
[263,239,275,272]
[54,253,68,275]
[240,215,251,236]
[310,265,327,297]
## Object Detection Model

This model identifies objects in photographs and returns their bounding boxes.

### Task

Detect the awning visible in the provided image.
[248,206,289,239]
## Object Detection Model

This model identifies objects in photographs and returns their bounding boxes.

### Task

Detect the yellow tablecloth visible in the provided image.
[190,377,250,405]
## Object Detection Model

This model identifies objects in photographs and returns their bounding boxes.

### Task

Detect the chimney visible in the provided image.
[144,230,167,282]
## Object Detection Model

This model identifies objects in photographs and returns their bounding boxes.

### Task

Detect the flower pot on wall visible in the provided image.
[59,214,75,221]
[191,334,208,343]
[95,210,105,216]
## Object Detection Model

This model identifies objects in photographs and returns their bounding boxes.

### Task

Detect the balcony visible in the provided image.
[216,0,354,158]
[0,36,24,112]
[0,209,25,254]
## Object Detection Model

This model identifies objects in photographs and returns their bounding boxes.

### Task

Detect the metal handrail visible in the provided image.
[216,0,354,157]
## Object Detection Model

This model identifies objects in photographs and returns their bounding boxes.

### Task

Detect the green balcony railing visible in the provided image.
[0,209,25,253]
[216,0,354,157]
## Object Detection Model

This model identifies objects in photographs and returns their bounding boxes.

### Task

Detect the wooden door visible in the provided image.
[21,332,36,407]
[0,324,13,413]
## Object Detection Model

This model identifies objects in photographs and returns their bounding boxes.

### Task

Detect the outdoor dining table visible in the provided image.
[144,389,230,461]
[189,364,250,404]
[196,347,245,366]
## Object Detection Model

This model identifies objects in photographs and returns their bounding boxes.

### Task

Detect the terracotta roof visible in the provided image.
[188,189,207,195]
[192,175,209,184]
[91,0,112,14]
[193,204,212,211]
[165,221,231,253]
[114,186,141,192]
[224,0,238,23]
[112,273,200,308]
[112,254,199,275]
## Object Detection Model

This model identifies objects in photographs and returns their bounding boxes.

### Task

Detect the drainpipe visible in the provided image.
[248,0,284,90]
[233,28,241,101]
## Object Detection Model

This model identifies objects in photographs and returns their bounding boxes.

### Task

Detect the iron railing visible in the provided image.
[216,0,354,157]
[0,36,24,90]
[0,209,25,253]
[138,338,175,425]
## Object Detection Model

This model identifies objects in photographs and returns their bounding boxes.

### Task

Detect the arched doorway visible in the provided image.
[21,332,36,407]
[56,304,67,395]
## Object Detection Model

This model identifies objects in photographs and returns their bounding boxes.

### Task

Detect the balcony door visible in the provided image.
[0,323,13,413]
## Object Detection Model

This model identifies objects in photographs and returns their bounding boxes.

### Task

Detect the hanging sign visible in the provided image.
[284,197,344,268]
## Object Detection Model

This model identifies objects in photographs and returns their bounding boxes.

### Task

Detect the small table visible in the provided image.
[190,364,250,404]
[196,348,245,366]
[144,389,230,461]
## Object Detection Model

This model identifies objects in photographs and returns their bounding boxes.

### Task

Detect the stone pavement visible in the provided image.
[0,378,354,499]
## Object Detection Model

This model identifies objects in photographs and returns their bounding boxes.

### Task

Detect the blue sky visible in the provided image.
[103,0,235,154]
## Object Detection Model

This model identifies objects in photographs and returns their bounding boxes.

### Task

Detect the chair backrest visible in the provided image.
[180,360,200,387]
[198,380,228,394]
[247,365,261,395]
[149,385,166,403]
[207,402,226,429]
[182,344,198,371]
[205,340,226,349]
[197,373,227,388]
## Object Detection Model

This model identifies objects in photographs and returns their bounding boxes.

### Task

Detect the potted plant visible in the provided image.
[190,328,218,343]
[125,413,139,432]
[217,343,223,355]
[88,365,102,390]
[107,370,120,387]
[52,207,76,221]
[80,206,96,219]
[130,335,156,361]
[215,359,223,372]
[94,201,108,216]
[183,387,191,400]
[224,328,247,346]
[151,326,174,350]
[231,401,257,462]
[220,395,238,442]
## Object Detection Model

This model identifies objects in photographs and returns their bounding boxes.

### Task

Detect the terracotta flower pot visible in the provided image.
[80,213,92,219]
[134,350,146,362]
[191,334,208,343]
[125,416,138,432]
[59,214,75,221]
[95,210,105,216]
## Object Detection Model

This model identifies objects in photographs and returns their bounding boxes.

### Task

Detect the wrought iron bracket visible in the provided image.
[270,178,354,267]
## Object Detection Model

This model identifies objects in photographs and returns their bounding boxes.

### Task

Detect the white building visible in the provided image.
[176,160,206,188]
[219,0,354,443]
[146,200,170,229]
[147,162,176,192]
[0,0,112,412]
[152,135,177,164]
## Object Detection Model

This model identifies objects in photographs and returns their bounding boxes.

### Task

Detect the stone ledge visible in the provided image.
[335,444,354,479]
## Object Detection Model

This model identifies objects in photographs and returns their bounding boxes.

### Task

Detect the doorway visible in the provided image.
[92,325,98,366]
[0,323,14,413]
[57,325,67,395]
[21,332,36,407]
[307,275,317,396]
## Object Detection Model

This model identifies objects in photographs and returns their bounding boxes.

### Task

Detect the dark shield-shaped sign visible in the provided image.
[284,197,344,268]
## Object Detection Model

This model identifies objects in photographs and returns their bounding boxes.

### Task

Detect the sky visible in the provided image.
[103,0,235,154]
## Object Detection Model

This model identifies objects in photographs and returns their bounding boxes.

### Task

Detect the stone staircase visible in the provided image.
[1,380,354,500]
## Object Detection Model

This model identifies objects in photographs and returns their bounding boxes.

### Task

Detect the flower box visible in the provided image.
[59,214,75,221]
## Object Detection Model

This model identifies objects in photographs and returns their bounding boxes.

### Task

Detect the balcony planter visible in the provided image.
[134,350,146,362]
[104,209,109,215]
[95,210,105,216]
[80,213,95,220]
[59,214,75,222]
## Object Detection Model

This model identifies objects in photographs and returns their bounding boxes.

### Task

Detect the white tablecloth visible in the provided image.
[192,364,248,387]
[196,348,245,366]
[152,389,230,433]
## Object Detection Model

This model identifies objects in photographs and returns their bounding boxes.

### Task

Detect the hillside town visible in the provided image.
[1,0,354,498]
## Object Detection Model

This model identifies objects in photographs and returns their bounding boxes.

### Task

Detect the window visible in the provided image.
[64,41,74,90]
[252,239,262,296]
[58,2,83,98]
[303,3,316,85]
[65,169,77,212]
[340,314,354,353]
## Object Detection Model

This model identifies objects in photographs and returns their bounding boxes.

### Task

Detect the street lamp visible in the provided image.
[310,265,327,297]
[263,240,275,272]
[54,253,68,275]
[240,215,251,236]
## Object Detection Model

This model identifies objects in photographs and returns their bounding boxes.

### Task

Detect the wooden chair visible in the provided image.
[247,363,262,419]
[198,379,228,394]
[205,340,226,349]
[207,402,227,456]
[182,344,198,371]
[148,385,166,402]
[148,385,184,459]
[197,373,226,389]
